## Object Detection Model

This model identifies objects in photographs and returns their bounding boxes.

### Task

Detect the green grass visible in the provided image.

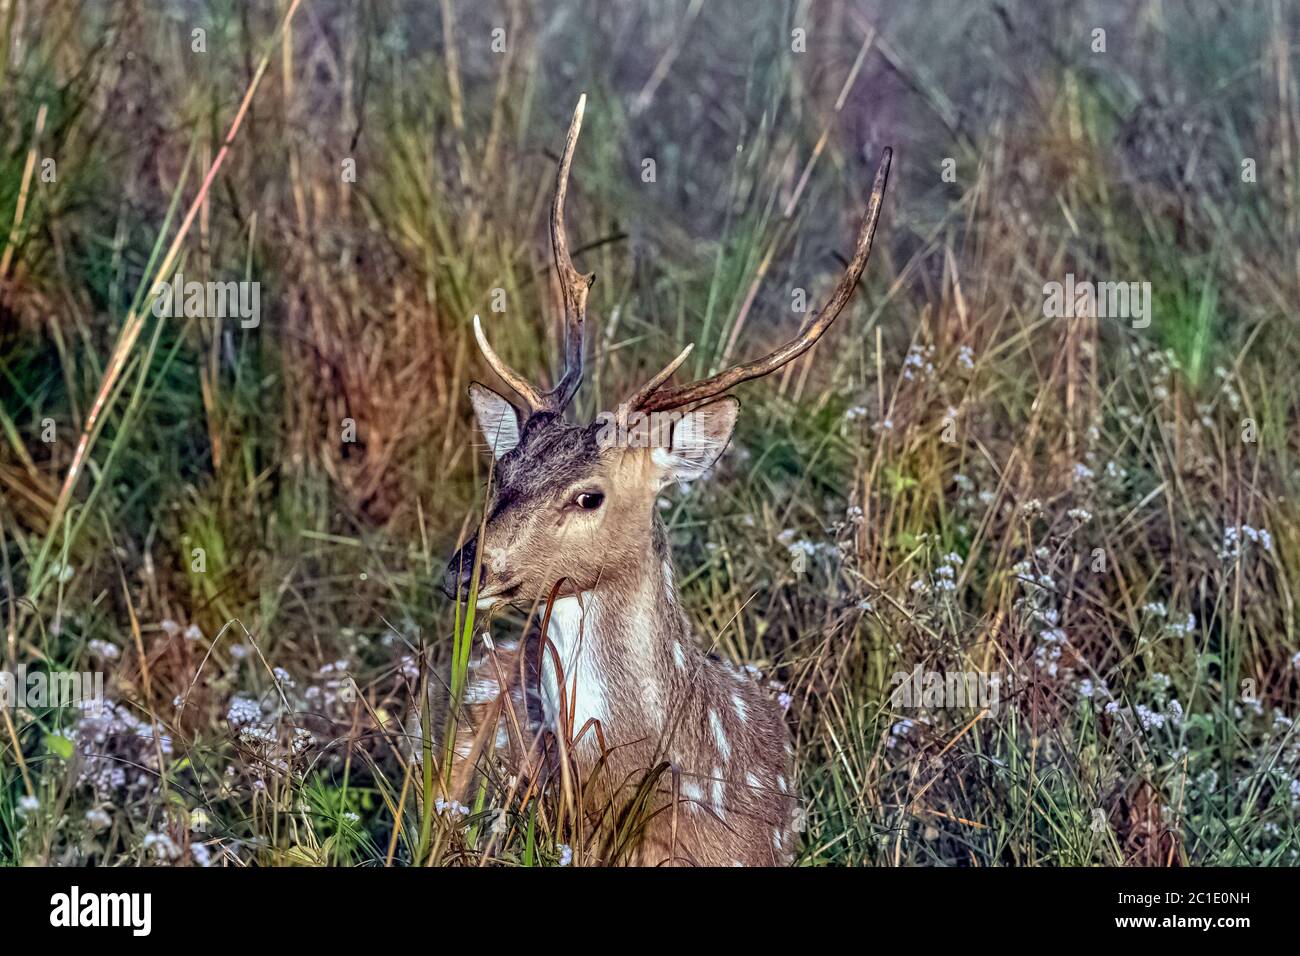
[1,0,1299,866]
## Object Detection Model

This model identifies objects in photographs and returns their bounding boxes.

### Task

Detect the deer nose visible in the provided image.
[442,540,486,600]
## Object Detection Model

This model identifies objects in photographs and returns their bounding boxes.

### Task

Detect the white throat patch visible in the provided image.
[539,594,607,748]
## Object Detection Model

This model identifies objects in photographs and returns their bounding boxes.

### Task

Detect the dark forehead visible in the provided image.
[494,413,601,497]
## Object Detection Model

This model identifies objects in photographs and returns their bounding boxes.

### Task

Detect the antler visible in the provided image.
[474,95,594,416]
[545,95,595,411]
[631,147,892,412]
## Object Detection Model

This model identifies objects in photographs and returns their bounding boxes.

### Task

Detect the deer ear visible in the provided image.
[469,383,522,459]
[652,397,739,484]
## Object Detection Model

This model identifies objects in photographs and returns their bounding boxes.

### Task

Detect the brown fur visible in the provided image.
[441,396,799,865]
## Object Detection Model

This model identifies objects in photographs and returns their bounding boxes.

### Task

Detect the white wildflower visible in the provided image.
[87,639,121,661]
[1135,703,1166,731]
[142,830,182,862]
[85,807,112,831]
[886,719,915,749]
[225,696,261,729]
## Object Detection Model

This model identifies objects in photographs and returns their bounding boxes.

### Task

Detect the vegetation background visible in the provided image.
[2,0,1299,866]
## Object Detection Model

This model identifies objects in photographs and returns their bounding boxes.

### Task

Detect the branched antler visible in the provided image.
[630,147,892,412]
[474,98,891,423]
[474,95,594,416]
[545,95,595,411]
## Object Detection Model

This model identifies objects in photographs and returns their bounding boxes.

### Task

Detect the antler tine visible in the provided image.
[471,96,594,417]
[472,314,547,413]
[634,148,892,412]
[543,94,595,413]
[625,343,695,410]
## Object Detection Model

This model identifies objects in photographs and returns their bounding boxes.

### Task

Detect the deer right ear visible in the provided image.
[651,397,739,485]
[469,383,522,459]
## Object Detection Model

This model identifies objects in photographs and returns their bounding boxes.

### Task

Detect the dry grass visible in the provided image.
[1,0,1299,866]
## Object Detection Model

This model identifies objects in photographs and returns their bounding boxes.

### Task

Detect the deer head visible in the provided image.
[442,95,891,608]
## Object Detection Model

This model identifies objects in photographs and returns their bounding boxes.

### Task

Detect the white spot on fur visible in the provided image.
[484,546,508,575]
[673,642,685,671]
[709,709,731,761]
[745,770,761,791]
[494,726,509,748]
[681,780,703,812]
[662,560,674,591]
[773,828,784,851]
[777,774,788,793]
[711,767,726,819]
[732,693,748,723]
[463,677,499,705]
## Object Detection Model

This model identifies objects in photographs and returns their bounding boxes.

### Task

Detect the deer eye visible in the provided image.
[574,491,605,510]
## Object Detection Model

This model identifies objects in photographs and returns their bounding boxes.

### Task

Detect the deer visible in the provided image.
[438,95,890,866]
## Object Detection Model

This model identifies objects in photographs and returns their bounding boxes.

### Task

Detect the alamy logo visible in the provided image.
[0,665,103,709]
[594,404,684,449]
[50,886,152,936]
[150,271,261,327]
[890,665,1001,716]
[1043,273,1150,328]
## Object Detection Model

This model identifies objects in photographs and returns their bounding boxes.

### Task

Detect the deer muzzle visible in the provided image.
[442,537,483,600]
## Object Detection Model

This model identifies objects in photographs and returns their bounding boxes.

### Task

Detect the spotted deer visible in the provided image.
[439,96,890,866]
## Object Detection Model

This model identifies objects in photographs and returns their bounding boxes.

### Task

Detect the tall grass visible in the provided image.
[1,0,1298,866]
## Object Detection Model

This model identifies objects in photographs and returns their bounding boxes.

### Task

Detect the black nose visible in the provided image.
[442,539,485,599]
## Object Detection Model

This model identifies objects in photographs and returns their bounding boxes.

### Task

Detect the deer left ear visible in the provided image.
[469,382,522,459]
[651,397,739,484]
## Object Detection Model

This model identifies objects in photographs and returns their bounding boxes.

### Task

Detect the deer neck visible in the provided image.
[538,514,690,750]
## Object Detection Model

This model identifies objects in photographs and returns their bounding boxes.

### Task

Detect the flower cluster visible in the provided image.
[902,343,935,381]
[73,699,173,801]
[435,797,471,818]
[910,550,964,597]
[1218,525,1273,561]
[222,672,325,778]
